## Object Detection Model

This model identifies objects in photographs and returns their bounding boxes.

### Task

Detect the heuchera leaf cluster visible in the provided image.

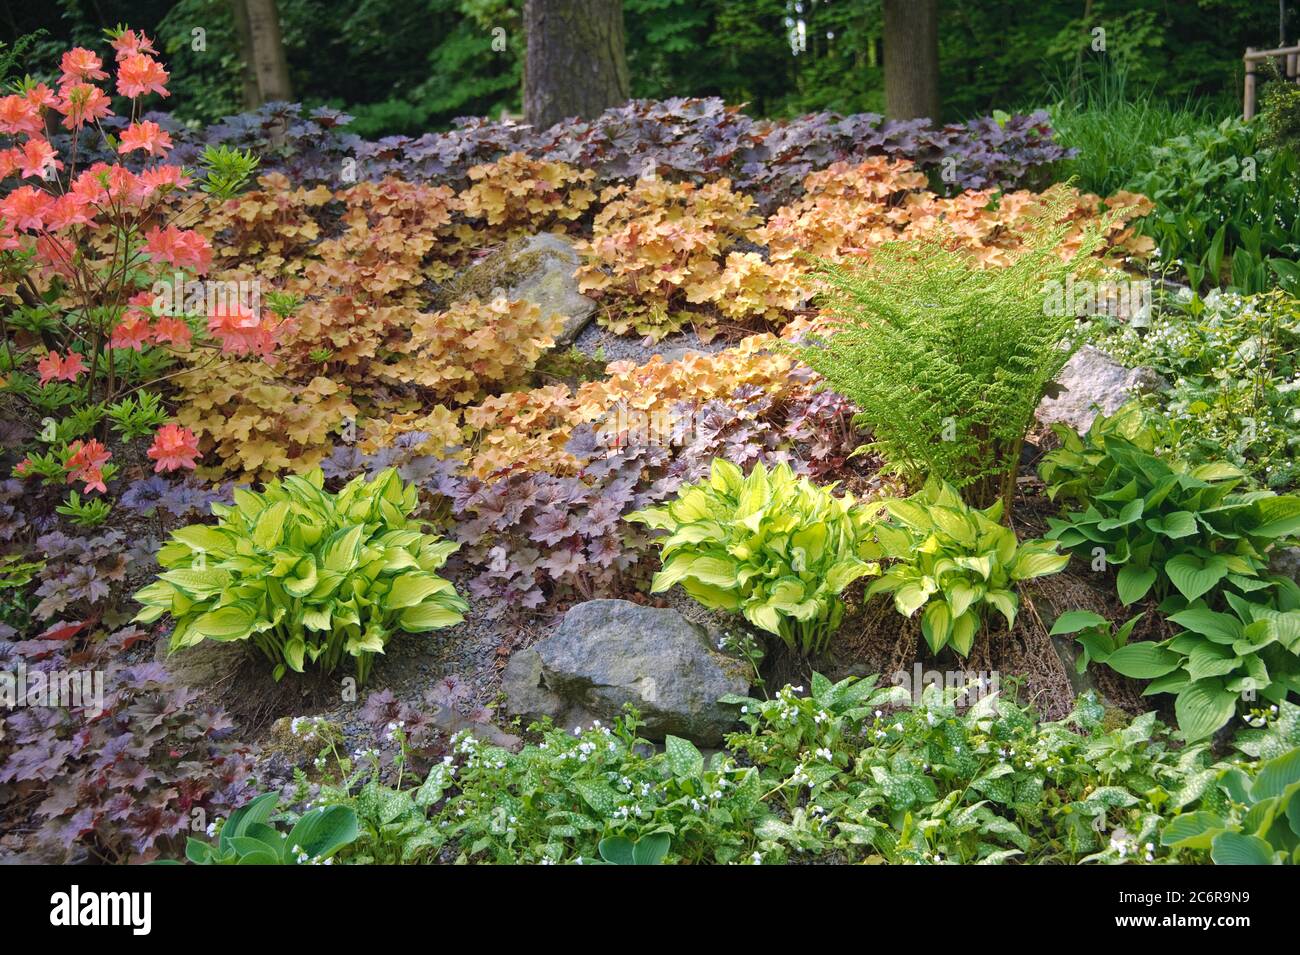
[167,98,1073,211]
[0,626,256,863]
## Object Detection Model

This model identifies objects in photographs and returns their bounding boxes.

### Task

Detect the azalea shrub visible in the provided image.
[134,468,468,682]
[0,31,267,523]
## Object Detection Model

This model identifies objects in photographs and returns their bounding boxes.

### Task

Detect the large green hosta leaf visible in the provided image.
[629,460,876,655]
[135,468,467,682]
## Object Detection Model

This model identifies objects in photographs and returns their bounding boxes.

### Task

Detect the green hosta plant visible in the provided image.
[1161,705,1300,864]
[626,459,878,655]
[1041,409,1300,609]
[1051,592,1300,742]
[864,479,1069,656]
[1042,409,1300,740]
[182,793,358,865]
[1037,400,1157,506]
[133,467,468,682]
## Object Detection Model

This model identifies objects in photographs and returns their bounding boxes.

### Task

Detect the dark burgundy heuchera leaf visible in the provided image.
[168,96,1069,206]
[0,628,255,862]
[359,688,401,726]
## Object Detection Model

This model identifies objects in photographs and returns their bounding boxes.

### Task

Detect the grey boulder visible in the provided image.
[501,599,750,745]
[445,232,597,347]
[1036,345,1165,435]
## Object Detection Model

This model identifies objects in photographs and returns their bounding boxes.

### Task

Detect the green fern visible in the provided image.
[799,186,1127,516]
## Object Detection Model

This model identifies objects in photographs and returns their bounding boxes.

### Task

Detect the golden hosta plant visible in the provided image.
[863,479,1069,656]
[134,468,468,682]
[627,459,878,655]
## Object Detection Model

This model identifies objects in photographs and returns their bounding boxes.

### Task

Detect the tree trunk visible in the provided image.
[524,0,629,130]
[229,0,261,109]
[243,0,293,103]
[882,0,940,121]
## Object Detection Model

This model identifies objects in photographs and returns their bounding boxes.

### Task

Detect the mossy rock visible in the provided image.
[440,233,597,346]
[265,715,346,769]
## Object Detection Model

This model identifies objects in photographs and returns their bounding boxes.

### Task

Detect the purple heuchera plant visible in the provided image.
[310,374,861,618]
[166,97,1072,207]
[0,627,255,862]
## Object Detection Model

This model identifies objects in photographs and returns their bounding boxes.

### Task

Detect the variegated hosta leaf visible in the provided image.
[629,460,877,654]
[134,467,467,682]
[865,478,1063,656]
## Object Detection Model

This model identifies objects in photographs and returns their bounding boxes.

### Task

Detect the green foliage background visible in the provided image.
[3,0,1282,133]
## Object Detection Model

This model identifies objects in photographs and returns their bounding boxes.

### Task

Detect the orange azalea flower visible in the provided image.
[33,235,78,279]
[25,83,60,110]
[0,94,43,136]
[147,424,200,473]
[117,120,173,157]
[208,301,279,358]
[17,139,61,179]
[65,439,111,494]
[103,164,140,203]
[37,350,88,385]
[151,316,192,347]
[127,289,158,312]
[144,225,211,273]
[44,193,96,231]
[110,316,152,351]
[111,29,158,61]
[69,166,110,205]
[0,147,20,179]
[135,164,191,197]
[0,186,55,231]
[116,53,169,99]
[55,82,114,130]
[59,47,108,85]
[0,220,19,252]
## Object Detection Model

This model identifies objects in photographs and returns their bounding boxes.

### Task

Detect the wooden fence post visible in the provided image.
[1245,47,1257,119]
